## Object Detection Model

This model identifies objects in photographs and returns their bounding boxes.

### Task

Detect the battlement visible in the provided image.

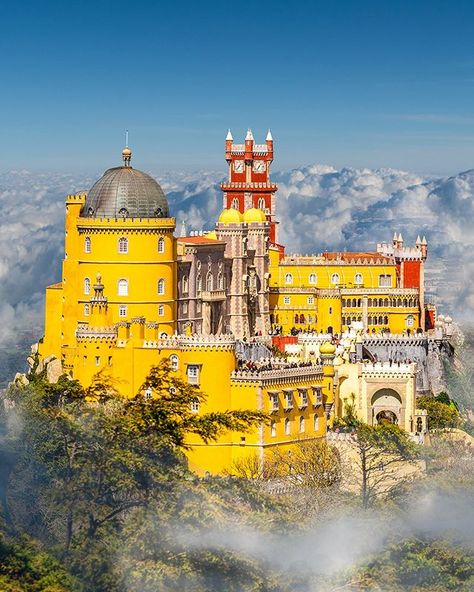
[77,217,176,229]
[231,363,323,385]
[361,361,417,376]
[142,333,236,350]
[76,325,117,340]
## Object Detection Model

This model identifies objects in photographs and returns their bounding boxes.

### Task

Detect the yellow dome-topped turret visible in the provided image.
[319,341,336,355]
[243,208,267,223]
[218,208,243,224]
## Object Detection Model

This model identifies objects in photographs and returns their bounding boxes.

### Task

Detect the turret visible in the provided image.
[244,128,254,161]
[225,129,233,162]
[396,233,404,249]
[266,129,274,161]
[420,236,428,260]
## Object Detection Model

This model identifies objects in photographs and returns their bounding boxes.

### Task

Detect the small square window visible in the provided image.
[190,398,200,413]
[187,365,200,385]
[119,305,127,317]
[284,296,290,305]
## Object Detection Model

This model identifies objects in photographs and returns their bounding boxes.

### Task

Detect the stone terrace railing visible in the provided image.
[231,363,323,385]
[143,333,236,349]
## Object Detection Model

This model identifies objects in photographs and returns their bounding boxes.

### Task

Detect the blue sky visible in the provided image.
[2,0,474,174]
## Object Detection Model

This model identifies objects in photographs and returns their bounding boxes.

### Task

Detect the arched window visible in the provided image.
[196,274,202,294]
[294,314,299,324]
[378,316,383,325]
[299,314,305,324]
[158,237,165,253]
[352,298,357,307]
[157,278,165,295]
[342,316,346,325]
[84,277,91,295]
[384,298,389,307]
[170,354,179,371]
[258,197,265,210]
[270,421,276,437]
[406,314,414,327]
[118,237,128,253]
[368,317,372,325]
[284,417,290,435]
[368,298,373,307]
[331,273,340,285]
[373,316,378,325]
[206,273,213,291]
[182,275,188,293]
[118,279,128,296]
[314,414,319,431]
[354,272,363,285]
[309,273,317,284]
[231,198,239,209]
[158,304,164,316]
[84,303,90,316]
[84,236,91,253]
[217,272,224,290]
[384,315,389,325]
[299,416,305,433]
[285,273,293,285]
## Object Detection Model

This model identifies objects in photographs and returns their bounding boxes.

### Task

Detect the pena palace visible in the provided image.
[36,130,454,474]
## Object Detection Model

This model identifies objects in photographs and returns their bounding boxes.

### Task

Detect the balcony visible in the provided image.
[201,289,226,302]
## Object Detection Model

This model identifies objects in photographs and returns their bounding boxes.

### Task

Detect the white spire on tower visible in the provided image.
[226,129,233,141]
[180,220,187,238]
[266,129,273,141]
[416,235,422,245]
[245,128,254,141]
[398,233,403,242]
[421,236,427,245]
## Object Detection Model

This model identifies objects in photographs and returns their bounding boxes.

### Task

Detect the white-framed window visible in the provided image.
[190,398,200,413]
[118,279,128,296]
[299,416,305,433]
[269,393,279,412]
[284,391,293,410]
[314,414,320,431]
[206,273,213,291]
[157,278,165,295]
[182,275,189,293]
[300,389,308,407]
[331,273,340,285]
[309,273,317,285]
[144,388,152,401]
[379,274,392,288]
[84,277,91,295]
[285,273,293,285]
[170,354,179,371]
[95,356,100,367]
[354,272,363,285]
[158,304,164,316]
[217,272,224,290]
[119,305,127,317]
[313,387,323,405]
[118,237,128,253]
[284,417,290,435]
[307,296,314,305]
[231,198,239,209]
[406,314,415,327]
[196,274,202,295]
[84,304,90,316]
[284,296,290,305]
[187,364,200,385]
[158,237,165,253]
[270,421,276,437]
[182,302,188,315]
[84,236,91,253]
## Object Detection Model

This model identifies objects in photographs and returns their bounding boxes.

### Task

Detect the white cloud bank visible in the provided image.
[0,163,472,382]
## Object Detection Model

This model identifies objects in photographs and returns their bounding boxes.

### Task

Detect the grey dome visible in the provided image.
[82,165,169,219]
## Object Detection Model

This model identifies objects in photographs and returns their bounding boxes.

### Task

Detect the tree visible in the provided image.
[345,423,420,509]
[417,396,460,430]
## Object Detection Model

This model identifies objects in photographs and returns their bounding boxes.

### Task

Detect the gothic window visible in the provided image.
[284,417,290,435]
[217,272,224,290]
[331,273,340,285]
[299,416,305,433]
[378,274,392,288]
[170,354,179,371]
[309,273,317,284]
[158,237,165,253]
[270,421,276,437]
[84,277,91,295]
[182,275,189,293]
[157,278,165,295]
[314,414,320,431]
[118,279,128,296]
[118,237,128,253]
[354,272,363,285]
[196,274,202,295]
[206,273,213,291]
[231,198,239,209]
[257,197,265,210]
[84,236,91,253]
[285,273,293,285]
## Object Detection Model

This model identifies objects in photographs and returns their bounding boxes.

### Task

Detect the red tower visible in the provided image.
[221,129,279,244]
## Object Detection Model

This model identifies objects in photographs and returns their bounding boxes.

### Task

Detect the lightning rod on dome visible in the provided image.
[125,130,129,148]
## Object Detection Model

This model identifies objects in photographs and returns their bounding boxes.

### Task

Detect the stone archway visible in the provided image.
[371,388,403,426]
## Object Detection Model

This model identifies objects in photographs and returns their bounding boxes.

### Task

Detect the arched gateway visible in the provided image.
[371,388,402,426]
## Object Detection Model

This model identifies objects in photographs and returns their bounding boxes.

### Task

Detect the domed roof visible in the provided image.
[319,341,336,355]
[81,148,169,219]
[218,208,243,224]
[243,208,266,223]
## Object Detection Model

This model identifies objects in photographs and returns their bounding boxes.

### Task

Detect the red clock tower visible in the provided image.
[220,129,279,243]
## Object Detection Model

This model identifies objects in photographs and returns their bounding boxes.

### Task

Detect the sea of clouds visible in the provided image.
[0,163,472,383]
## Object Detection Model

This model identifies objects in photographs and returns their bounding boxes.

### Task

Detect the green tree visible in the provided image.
[417,396,460,430]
